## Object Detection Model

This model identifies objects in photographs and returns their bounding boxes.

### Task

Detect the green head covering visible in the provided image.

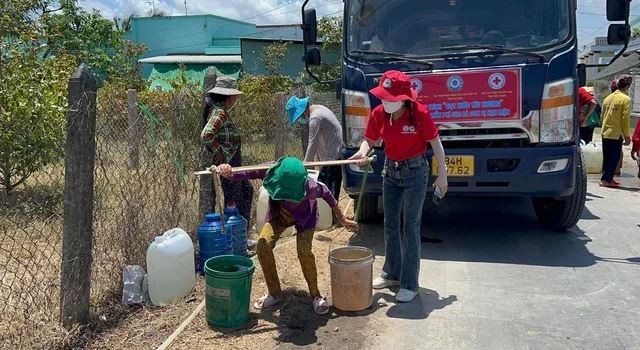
[263,157,308,202]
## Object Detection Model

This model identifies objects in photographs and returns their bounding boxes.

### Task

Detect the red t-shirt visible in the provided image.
[577,87,595,114]
[364,103,439,161]
[632,119,640,153]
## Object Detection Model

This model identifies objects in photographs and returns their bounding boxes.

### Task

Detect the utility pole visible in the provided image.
[145,0,155,16]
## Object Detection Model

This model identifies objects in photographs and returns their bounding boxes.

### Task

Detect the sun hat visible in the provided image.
[263,157,308,202]
[286,96,310,124]
[207,76,244,96]
[370,70,417,102]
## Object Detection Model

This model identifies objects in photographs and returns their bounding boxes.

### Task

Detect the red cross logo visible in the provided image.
[488,73,506,90]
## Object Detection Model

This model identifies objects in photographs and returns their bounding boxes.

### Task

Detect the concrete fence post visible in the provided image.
[127,89,139,168]
[60,64,97,329]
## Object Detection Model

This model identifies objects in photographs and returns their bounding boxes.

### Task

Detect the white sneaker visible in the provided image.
[372,276,400,289]
[395,289,418,303]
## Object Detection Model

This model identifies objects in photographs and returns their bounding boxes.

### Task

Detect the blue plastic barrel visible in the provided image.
[224,206,248,256]
[197,213,232,273]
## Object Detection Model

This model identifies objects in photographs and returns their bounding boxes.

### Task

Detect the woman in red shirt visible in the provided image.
[632,119,640,178]
[350,70,448,303]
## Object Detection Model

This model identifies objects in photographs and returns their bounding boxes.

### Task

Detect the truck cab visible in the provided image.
[301,0,631,230]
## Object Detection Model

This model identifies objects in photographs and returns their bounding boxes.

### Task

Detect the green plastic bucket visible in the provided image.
[204,255,255,328]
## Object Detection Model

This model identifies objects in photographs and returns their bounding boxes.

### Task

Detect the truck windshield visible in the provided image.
[346,0,571,58]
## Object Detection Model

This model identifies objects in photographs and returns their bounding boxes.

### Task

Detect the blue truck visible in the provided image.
[300,0,632,230]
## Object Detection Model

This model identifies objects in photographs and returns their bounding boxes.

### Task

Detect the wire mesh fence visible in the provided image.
[0,67,338,349]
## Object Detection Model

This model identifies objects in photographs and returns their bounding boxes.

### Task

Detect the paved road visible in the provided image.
[352,172,640,350]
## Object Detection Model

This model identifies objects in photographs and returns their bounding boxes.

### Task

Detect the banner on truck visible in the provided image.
[413,68,522,122]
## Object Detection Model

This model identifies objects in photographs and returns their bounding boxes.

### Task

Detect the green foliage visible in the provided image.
[254,41,296,93]
[0,1,75,38]
[0,44,75,193]
[308,16,343,91]
[40,4,147,88]
[234,74,293,139]
[261,40,292,76]
[239,74,293,95]
[633,27,640,39]
[0,0,147,192]
[318,16,342,50]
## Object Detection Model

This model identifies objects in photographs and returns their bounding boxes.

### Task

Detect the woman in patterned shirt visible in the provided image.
[201,77,253,221]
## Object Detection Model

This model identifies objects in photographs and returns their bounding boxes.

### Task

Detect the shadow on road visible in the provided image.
[373,288,457,320]
[351,197,598,268]
[256,289,332,347]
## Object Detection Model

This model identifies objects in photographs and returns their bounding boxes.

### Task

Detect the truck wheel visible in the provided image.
[354,195,378,223]
[532,153,587,231]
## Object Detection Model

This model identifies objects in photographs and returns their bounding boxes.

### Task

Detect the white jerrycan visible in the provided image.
[146,228,195,306]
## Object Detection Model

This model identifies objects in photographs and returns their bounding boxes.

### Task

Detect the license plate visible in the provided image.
[432,156,475,176]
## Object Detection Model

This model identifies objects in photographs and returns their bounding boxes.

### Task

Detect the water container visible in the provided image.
[257,187,294,237]
[223,205,248,256]
[308,170,333,231]
[329,246,374,311]
[204,255,255,328]
[197,213,232,272]
[581,143,603,174]
[146,228,196,306]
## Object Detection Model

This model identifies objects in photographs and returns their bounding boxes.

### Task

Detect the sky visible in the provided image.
[79,0,640,47]
[79,0,344,25]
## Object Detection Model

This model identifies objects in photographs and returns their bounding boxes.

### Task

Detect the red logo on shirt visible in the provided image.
[402,125,417,134]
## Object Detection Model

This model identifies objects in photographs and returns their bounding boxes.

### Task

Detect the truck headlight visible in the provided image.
[343,90,371,147]
[540,78,575,143]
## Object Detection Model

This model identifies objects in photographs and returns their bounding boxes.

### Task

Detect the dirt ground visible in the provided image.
[86,200,386,350]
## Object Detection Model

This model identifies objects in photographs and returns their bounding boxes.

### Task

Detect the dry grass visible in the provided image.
[85,197,380,350]
[0,165,66,350]
[0,86,330,349]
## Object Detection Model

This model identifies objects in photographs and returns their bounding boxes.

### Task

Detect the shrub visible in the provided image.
[0,45,74,193]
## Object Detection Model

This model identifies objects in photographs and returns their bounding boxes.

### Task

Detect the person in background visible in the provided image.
[600,75,633,188]
[201,77,253,220]
[286,96,344,200]
[350,70,448,303]
[631,118,640,178]
[609,79,624,176]
[578,86,597,144]
[217,157,358,314]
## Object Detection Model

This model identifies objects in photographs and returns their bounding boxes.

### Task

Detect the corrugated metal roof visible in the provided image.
[591,51,640,81]
[247,24,303,40]
[138,55,242,64]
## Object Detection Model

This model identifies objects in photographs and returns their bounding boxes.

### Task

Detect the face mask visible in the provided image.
[382,100,403,114]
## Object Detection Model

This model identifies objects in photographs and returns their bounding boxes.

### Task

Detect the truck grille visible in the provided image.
[440,127,530,148]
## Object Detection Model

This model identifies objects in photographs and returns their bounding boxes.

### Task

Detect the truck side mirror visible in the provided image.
[577,63,586,87]
[302,9,318,46]
[303,47,322,66]
[607,24,631,45]
[607,0,630,21]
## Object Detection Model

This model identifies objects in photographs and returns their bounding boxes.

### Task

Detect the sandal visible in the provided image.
[313,296,330,315]
[254,294,280,310]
